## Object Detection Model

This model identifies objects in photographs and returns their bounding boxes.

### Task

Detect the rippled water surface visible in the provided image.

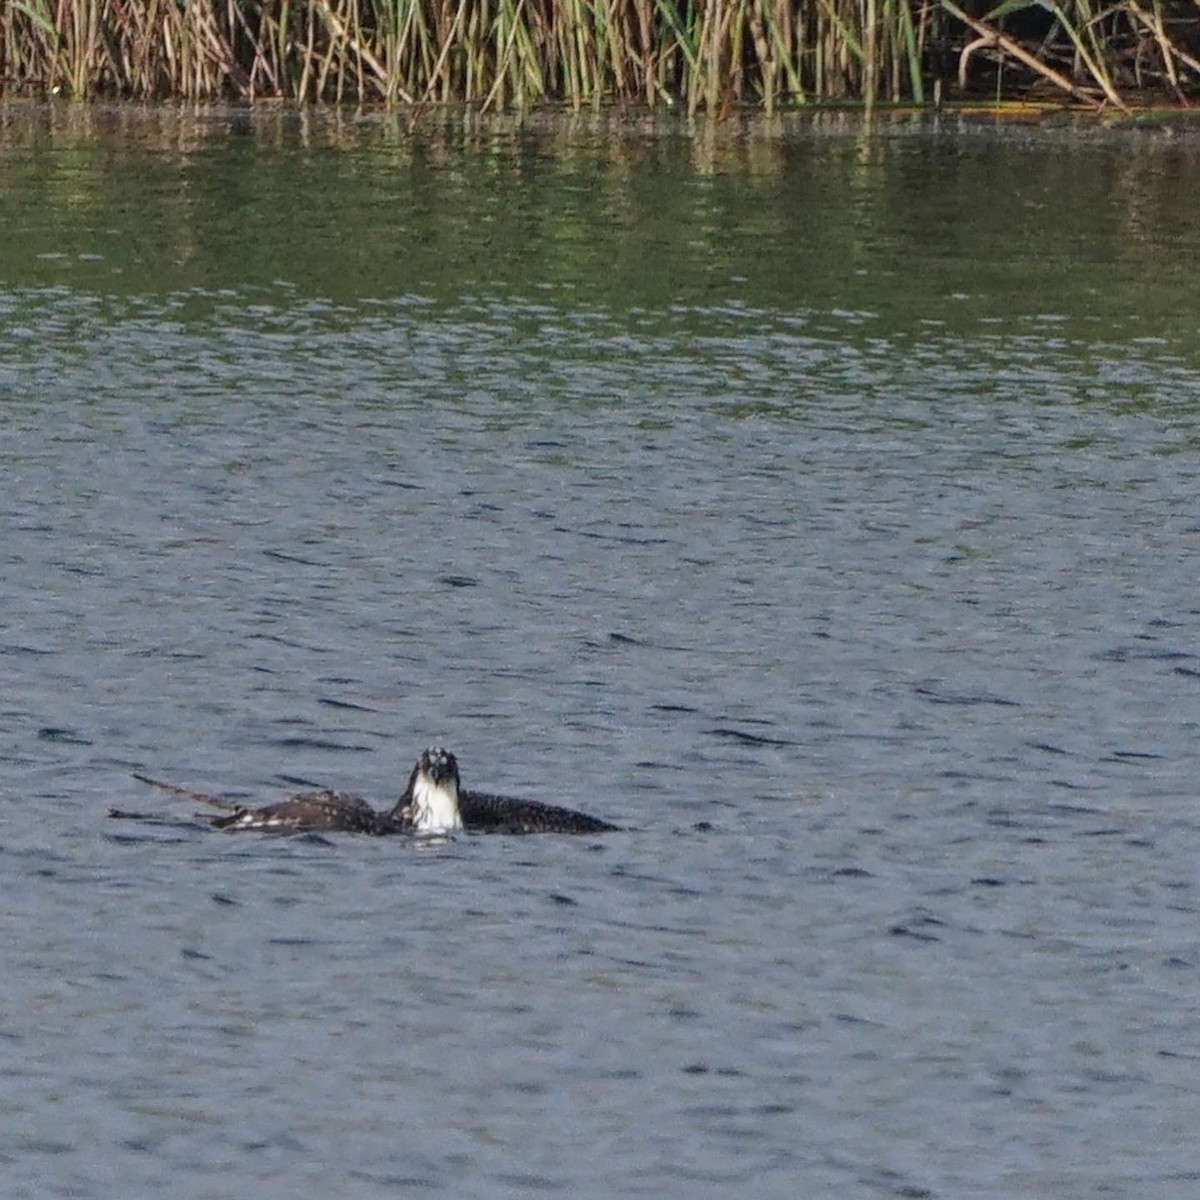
[3,105,1200,1199]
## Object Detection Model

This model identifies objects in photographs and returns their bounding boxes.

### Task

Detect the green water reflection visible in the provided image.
[1,103,1199,348]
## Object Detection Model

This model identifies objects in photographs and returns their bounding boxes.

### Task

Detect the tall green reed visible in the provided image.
[1,0,1195,110]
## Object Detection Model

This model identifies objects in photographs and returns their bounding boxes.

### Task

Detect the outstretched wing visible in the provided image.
[132,772,241,812]
[211,790,383,833]
[133,774,384,833]
[459,790,618,834]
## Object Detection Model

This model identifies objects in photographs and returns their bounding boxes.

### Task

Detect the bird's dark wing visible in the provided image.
[460,790,618,834]
[211,790,384,833]
[132,772,241,811]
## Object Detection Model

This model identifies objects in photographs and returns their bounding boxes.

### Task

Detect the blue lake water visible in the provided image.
[2,104,1200,1199]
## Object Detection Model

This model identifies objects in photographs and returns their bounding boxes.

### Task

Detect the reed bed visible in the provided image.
[2,0,1198,110]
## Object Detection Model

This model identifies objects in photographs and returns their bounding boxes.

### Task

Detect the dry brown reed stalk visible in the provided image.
[943,0,1116,110]
[0,0,1198,110]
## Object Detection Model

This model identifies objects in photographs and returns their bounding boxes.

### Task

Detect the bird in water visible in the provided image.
[125,746,617,836]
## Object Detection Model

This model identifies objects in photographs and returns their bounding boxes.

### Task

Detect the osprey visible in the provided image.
[127,746,617,836]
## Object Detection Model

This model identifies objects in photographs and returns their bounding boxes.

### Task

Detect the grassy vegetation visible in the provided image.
[2,0,1198,111]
